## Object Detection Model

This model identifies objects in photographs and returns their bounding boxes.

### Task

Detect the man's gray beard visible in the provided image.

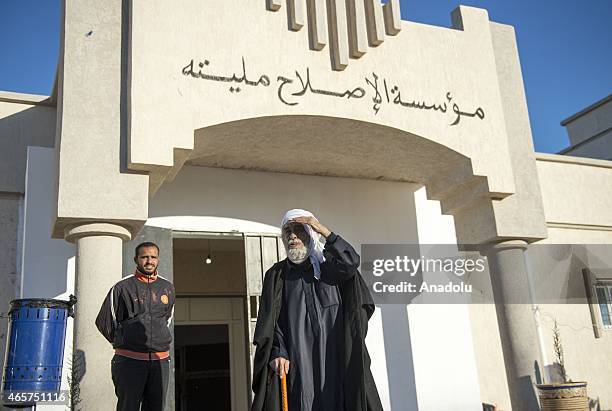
[287,246,309,264]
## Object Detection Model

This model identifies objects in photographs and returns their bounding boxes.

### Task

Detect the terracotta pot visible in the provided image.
[536,382,588,411]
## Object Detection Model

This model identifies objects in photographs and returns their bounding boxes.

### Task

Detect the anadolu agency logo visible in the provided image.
[362,244,487,304]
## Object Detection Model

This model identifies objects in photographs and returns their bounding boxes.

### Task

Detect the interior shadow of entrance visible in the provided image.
[175,324,231,411]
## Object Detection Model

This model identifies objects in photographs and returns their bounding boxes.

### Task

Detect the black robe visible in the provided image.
[251,234,383,411]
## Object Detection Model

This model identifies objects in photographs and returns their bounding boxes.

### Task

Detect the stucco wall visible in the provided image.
[530,234,612,409]
[51,2,552,244]
[535,154,612,228]
[486,22,547,241]
[0,194,21,402]
[543,227,612,244]
[534,154,612,408]
[536,303,612,409]
[0,95,56,194]
[53,0,149,236]
[128,2,518,200]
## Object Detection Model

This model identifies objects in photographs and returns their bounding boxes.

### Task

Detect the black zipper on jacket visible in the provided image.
[148,276,152,361]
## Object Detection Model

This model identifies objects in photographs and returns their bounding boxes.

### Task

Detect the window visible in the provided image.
[595,284,612,329]
[582,269,612,338]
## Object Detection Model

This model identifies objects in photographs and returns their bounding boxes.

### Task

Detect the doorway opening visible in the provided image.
[175,324,231,411]
[172,233,252,411]
[171,231,285,410]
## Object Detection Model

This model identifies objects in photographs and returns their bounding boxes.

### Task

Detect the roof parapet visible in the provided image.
[267,0,402,70]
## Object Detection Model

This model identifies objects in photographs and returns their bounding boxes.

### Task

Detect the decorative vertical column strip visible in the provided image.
[266,0,282,11]
[307,0,328,50]
[288,0,305,30]
[327,0,350,70]
[383,0,401,35]
[65,223,132,410]
[346,0,368,58]
[484,240,543,411]
[364,0,385,46]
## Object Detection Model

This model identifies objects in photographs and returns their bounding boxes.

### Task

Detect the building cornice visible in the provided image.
[560,93,612,126]
[558,125,612,156]
[535,152,612,170]
[546,222,612,232]
[0,91,54,107]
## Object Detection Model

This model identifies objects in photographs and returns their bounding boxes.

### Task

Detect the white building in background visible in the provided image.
[1,1,611,410]
[560,94,612,161]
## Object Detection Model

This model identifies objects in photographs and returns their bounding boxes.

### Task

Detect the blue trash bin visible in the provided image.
[2,296,76,405]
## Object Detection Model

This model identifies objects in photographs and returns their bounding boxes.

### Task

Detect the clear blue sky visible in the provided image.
[1,1,611,153]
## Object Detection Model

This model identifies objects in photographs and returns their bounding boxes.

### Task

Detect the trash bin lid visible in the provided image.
[9,298,74,310]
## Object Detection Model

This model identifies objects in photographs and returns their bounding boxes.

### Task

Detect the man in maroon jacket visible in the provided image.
[96,242,175,411]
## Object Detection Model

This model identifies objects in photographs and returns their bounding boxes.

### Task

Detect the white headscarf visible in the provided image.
[281,209,326,280]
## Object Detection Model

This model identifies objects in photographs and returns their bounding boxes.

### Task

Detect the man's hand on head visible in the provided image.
[291,216,332,238]
[269,357,290,376]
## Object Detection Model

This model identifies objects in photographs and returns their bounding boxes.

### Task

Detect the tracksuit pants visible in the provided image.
[111,354,169,411]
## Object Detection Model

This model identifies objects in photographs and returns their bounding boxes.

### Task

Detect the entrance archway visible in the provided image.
[148,112,499,409]
[188,115,497,244]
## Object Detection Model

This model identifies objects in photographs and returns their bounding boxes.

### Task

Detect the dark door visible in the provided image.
[175,324,231,411]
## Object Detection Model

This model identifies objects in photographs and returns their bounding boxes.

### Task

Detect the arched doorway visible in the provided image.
[144,114,497,409]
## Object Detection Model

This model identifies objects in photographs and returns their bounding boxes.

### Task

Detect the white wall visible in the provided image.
[22,147,76,299]
[21,147,76,410]
[151,165,483,410]
[410,187,482,410]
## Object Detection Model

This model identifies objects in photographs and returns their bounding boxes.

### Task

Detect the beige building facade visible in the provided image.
[1,1,611,410]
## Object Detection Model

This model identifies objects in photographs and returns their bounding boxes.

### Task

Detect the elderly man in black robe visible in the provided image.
[251,209,383,411]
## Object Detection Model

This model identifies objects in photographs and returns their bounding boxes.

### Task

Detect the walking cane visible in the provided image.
[280,370,289,411]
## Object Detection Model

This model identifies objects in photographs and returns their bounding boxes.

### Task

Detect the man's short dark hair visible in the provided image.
[135,242,160,257]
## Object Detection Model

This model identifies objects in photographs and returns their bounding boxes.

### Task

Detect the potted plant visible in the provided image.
[536,320,588,411]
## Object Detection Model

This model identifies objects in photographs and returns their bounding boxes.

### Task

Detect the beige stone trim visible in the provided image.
[535,153,612,170]
[64,223,132,243]
[346,0,368,57]
[266,0,282,11]
[383,0,401,35]
[364,0,385,46]
[307,0,328,50]
[488,239,529,251]
[546,222,612,232]
[0,91,54,106]
[288,0,305,31]
[328,0,349,70]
